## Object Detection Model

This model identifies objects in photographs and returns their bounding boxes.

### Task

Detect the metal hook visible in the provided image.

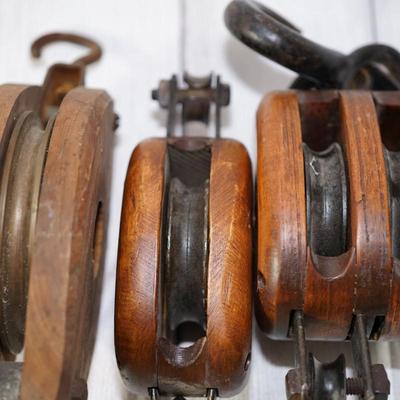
[30,32,102,123]
[224,0,345,87]
[242,1,301,34]
[225,0,400,90]
[31,32,102,67]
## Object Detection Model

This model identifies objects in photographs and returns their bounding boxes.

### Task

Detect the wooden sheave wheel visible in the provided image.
[256,90,400,341]
[0,84,114,400]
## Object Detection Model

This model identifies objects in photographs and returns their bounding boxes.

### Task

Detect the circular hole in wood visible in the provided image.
[174,321,205,348]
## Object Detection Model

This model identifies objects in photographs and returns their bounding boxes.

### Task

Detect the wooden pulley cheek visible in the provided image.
[335,92,391,327]
[0,33,115,400]
[115,74,252,399]
[255,91,306,339]
[20,87,114,400]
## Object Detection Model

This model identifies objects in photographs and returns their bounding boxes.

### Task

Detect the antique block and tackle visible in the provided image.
[0,33,115,400]
[115,74,252,399]
[225,1,400,399]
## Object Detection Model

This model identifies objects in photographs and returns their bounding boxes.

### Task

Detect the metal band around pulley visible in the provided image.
[0,111,54,355]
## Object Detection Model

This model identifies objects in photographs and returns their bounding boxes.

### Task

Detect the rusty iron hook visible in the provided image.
[30,33,102,123]
[224,0,345,87]
[31,32,102,67]
[224,0,400,90]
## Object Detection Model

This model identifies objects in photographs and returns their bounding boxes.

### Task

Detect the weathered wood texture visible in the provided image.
[256,90,399,345]
[255,91,306,340]
[116,138,252,397]
[115,138,166,393]
[21,88,114,400]
[1,1,398,398]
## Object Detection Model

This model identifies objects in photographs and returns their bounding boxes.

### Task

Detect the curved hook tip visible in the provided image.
[30,32,102,67]
[30,45,41,59]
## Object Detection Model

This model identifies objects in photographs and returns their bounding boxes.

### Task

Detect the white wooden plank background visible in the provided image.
[0,0,399,398]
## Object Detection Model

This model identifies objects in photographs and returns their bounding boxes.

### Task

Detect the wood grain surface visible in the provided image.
[116,137,252,397]
[339,91,391,319]
[115,138,166,394]
[256,90,394,342]
[2,1,399,398]
[256,91,307,339]
[21,87,114,400]
[206,139,252,396]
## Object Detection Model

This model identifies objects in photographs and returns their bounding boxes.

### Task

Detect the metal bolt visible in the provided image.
[207,388,218,400]
[346,377,364,395]
[151,89,159,100]
[244,352,251,371]
[113,113,120,130]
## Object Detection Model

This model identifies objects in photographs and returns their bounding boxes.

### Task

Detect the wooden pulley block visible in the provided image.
[256,90,400,399]
[224,2,400,398]
[0,33,115,400]
[115,73,252,399]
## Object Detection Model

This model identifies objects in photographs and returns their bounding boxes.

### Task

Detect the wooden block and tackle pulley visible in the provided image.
[115,73,253,399]
[225,0,400,398]
[257,90,397,399]
[0,33,115,400]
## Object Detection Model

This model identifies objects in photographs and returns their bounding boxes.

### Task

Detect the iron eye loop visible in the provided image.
[224,0,345,86]
[30,32,102,67]
[248,1,301,33]
[225,0,400,90]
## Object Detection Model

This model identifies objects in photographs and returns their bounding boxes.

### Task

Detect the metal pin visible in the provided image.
[207,388,218,400]
[148,387,159,400]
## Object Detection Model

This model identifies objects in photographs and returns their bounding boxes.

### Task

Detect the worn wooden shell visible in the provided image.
[0,85,42,360]
[115,137,252,397]
[18,87,114,399]
[256,91,307,339]
[256,90,397,341]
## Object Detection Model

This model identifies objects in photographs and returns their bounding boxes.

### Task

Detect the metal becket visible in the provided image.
[152,72,230,138]
[286,312,390,400]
